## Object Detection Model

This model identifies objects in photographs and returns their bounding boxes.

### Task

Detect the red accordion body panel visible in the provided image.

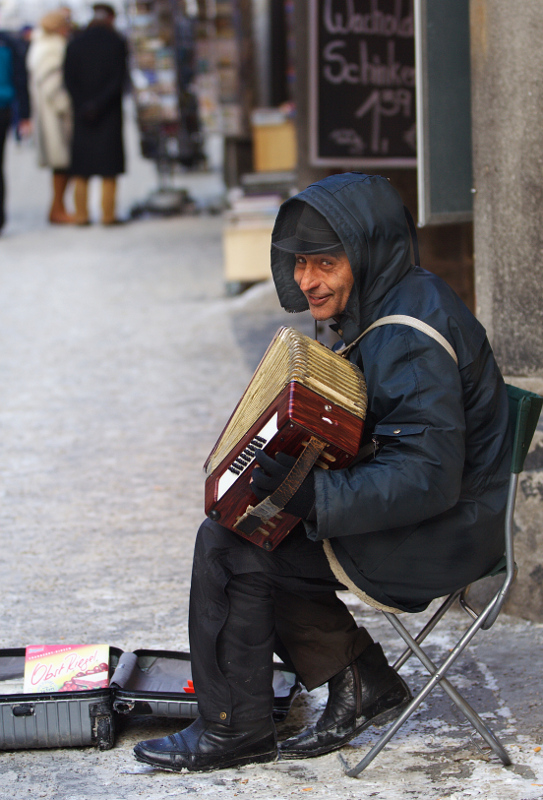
[204,382,365,550]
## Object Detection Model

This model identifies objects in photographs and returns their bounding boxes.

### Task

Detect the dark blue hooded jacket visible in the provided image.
[271,173,512,612]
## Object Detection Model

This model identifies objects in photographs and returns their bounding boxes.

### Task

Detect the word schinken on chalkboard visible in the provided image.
[309,0,417,167]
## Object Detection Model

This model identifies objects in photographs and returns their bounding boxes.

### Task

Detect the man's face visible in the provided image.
[293,252,354,321]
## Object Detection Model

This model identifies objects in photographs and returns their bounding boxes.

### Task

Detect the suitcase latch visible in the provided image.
[12,704,35,717]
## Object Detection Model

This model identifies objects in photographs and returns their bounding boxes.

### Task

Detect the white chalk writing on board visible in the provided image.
[311,0,416,165]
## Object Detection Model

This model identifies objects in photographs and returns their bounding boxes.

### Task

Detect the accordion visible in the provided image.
[204,327,368,550]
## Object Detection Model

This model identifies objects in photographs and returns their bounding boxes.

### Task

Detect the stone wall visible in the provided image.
[471,1,543,620]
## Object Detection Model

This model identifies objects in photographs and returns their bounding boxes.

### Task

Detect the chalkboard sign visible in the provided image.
[309,0,417,167]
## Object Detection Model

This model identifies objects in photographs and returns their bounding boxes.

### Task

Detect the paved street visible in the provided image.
[0,119,542,800]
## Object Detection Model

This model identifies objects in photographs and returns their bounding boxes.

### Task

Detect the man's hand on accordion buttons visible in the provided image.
[251,449,316,520]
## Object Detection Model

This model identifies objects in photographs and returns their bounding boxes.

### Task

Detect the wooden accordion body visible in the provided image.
[204,327,368,550]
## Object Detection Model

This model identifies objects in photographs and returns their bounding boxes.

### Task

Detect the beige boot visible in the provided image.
[101,177,117,225]
[73,176,90,225]
[49,171,75,224]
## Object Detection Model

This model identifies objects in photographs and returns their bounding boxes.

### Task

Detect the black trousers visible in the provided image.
[0,107,11,230]
[188,520,372,725]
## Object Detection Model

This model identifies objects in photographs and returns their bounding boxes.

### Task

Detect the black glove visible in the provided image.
[251,449,316,520]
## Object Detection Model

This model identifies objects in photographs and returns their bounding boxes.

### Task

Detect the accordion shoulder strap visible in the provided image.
[234,436,326,538]
[337,314,458,366]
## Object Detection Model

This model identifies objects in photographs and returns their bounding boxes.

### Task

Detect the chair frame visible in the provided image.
[341,384,543,778]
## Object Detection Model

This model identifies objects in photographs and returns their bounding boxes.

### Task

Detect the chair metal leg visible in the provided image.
[393,590,461,671]
[387,614,511,765]
[339,684,428,775]
[342,609,511,777]
[482,475,519,630]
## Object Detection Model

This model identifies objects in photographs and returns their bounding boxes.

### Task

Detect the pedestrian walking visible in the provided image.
[0,28,31,233]
[63,2,127,225]
[27,8,75,225]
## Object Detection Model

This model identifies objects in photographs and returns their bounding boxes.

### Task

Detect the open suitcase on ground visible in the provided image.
[0,648,300,750]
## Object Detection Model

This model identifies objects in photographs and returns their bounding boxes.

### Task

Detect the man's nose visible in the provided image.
[299,265,320,292]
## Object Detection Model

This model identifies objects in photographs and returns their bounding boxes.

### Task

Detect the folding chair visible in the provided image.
[341,383,543,777]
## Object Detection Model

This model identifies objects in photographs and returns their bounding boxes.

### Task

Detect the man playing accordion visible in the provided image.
[134,173,512,772]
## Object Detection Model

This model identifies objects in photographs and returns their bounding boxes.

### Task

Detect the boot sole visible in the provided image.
[134,746,278,773]
[279,697,412,761]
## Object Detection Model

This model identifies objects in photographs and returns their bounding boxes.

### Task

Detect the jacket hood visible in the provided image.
[271,173,413,344]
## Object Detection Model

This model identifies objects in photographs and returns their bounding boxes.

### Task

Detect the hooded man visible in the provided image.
[134,173,512,772]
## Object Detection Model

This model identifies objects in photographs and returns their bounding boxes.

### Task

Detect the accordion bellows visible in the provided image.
[204,327,368,550]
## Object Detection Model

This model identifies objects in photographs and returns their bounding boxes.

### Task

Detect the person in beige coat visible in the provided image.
[27,9,74,224]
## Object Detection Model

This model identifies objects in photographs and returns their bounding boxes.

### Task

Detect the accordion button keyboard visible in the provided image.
[216,414,279,500]
[230,434,266,473]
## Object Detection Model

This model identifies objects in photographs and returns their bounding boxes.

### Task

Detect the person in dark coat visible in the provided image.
[133,173,512,772]
[63,3,127,225]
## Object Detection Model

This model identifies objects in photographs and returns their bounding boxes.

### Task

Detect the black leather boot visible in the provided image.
[133,715,277,772]
[279,643,411,759]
